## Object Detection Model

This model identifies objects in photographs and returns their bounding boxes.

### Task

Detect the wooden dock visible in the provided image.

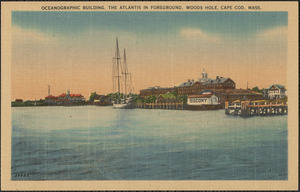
[135,102,186,110]
[225,101,287,117]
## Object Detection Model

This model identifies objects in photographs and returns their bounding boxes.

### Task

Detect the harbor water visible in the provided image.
[12,106,287,180]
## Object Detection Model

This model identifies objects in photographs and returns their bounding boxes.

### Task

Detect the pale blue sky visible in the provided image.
[12,12,287,38]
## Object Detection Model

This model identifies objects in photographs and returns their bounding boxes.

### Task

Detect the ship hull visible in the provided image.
[113,103,134,109]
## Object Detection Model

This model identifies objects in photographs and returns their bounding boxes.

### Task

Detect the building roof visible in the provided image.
[268,84,286,90]
[176,79,197,87]
[45,95,57,99]
[70,94,82,97]
[46,93,84,99]
[213,89,263,96]
[141,86,174,91]
[198,77,210,83]
[188,94,214,98]
[201,77,230,85]
[176,76,231,88]
[202,91,213,95]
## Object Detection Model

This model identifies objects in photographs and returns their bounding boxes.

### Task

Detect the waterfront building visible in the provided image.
[140,69,235,97]
[138,69,264,106]
[186,90,222,110]
[44,95,58,104]
[45,89,85,105]
[140,86,175,97]
[187,92,219,106]
[267,84,286,99]
[14,99,23,103]
[212,89,264,104]
[185,88,263,106]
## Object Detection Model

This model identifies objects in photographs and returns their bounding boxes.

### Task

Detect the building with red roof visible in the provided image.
[45,89,85,105]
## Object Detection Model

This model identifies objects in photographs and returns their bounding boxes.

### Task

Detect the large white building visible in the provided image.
[267,84,286,99]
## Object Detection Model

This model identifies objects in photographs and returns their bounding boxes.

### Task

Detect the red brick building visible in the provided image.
[140,69,235,97]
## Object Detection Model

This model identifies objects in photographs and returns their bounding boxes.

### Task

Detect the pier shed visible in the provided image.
[187,92,222,110]
[225,100,287,117]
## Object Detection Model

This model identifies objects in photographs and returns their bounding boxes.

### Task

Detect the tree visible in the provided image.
[178,95,188,103]
[107,92,125,102]
[162,92,176,100]
[132,94,143,103]
[170,91,178,98]
[251,86,262,93]
[89,92,97,101]
[144,95,157,103]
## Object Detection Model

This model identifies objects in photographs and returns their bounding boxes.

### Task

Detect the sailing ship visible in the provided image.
[112,38,134,109]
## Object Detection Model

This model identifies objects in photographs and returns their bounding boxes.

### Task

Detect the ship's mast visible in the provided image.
[123,49,130,104]
[114,37,122,104]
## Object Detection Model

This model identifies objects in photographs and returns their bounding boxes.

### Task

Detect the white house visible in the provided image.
[267,84,286,99]
[187,93,219,106]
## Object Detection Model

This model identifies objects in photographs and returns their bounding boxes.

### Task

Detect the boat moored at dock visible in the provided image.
[112,37,134,109]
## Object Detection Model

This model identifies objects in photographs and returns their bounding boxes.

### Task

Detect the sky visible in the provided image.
[11,11,288,100]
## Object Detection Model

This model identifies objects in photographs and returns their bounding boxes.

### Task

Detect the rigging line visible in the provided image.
[120,59,124,74]
[129,73,132,85]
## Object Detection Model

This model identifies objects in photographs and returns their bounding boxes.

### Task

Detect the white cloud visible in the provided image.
[12,25,54,45]
[180,28,221,43]
[257,26,287,42]
[81,28,138,45]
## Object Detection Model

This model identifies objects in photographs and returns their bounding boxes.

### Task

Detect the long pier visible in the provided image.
[225,101,287,117]
[135,102,186,110]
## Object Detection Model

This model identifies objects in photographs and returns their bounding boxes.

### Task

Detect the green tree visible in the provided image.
[178,95,188,103]
[144,95,157,103]
[132,94,143,103]
[251,86,262,93]
[162,92,176,99]
[170,91,178,98]
[107,92,124,102]
[89,92,97,101]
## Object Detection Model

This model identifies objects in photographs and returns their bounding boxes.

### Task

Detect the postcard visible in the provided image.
[1,1,298,191]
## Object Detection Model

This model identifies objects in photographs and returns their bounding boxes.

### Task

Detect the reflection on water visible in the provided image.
[12,106,287,180]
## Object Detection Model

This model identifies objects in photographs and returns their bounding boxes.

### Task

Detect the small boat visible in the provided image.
[112,38,134,109]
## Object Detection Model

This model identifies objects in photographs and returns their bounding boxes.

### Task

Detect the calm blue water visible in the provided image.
[12,106,287,180]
